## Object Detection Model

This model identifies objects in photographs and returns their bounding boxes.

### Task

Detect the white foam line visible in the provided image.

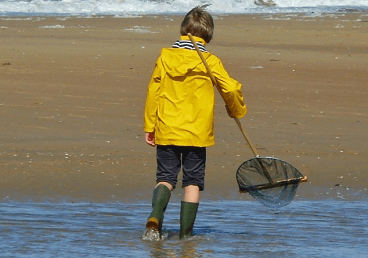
[40,25,66,29]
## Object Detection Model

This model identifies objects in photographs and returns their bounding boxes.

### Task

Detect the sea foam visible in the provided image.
[0,0,367,16]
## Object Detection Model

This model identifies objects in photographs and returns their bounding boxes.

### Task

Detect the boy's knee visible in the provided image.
[184,185,200,203]
[157,181,174,191]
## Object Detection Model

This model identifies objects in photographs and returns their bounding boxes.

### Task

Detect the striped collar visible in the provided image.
[172,36,207,52]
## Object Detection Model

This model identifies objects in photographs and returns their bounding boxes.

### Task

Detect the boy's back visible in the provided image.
[144,36,246,147]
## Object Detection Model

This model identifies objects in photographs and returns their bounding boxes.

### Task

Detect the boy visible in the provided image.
[143,5,247,239]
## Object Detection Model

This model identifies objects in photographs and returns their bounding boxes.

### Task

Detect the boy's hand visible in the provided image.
[145,132,156,146]
[225,105,235,118]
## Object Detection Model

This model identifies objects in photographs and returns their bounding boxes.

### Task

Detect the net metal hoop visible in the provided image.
[236,156,304,208]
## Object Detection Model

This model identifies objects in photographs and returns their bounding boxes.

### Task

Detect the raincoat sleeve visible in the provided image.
[144,60,162,133]
[210,57,247,118]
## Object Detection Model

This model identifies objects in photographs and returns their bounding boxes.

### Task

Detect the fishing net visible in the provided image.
[187,33,307,209]
[236,157,305,208]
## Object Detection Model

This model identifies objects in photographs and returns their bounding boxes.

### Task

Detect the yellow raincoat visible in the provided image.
[144,36,247,147]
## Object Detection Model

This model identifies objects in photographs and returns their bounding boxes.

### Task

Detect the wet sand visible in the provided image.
[1,13,367,202]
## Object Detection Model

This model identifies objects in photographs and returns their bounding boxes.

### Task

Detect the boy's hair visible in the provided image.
[180,4,214,43]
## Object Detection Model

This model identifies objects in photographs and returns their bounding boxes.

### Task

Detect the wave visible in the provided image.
[0,0,367,16]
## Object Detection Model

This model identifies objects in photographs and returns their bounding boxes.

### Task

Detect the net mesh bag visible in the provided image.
[236,157,304,208]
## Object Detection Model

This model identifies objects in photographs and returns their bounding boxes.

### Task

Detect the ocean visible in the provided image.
[0,0,368,17]
[1,200,367,257]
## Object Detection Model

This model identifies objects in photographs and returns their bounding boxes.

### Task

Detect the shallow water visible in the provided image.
[1,200,367,257]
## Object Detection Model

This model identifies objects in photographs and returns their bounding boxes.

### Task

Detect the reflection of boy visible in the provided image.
[143,5,247,239]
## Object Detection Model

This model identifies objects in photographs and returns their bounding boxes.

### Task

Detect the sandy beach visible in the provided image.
[0,13,367,202]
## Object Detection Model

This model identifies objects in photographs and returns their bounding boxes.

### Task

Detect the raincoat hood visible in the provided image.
[160,36,210,78]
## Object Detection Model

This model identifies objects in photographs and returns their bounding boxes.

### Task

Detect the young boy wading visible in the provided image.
[143,5,247,239]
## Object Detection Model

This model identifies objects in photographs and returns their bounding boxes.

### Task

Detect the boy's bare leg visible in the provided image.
[183,185,200,203]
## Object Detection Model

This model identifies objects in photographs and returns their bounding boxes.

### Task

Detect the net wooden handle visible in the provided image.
[187,33,220,92]
[234,118,259,157]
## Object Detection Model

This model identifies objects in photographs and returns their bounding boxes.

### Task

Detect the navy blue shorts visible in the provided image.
[156,145,206,191]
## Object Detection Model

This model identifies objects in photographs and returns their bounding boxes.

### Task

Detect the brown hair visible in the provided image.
[180,4,214,43]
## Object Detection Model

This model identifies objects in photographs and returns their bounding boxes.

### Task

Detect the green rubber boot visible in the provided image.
[179,201,199,239]
[146,184,171,234]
